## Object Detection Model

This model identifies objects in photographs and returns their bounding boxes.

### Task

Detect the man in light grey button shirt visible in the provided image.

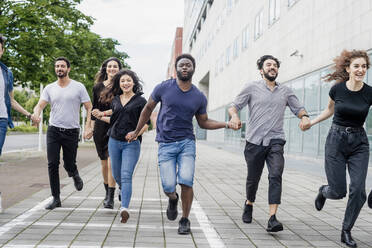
[228,55,310,232]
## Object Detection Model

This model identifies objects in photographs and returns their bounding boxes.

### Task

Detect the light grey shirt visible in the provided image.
[231,80,305,146]
[0,69,8,118]
[41,80,90,129]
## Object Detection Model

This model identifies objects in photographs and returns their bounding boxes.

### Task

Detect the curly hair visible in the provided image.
[94,57,123,84]
[323,50,370,83]
[256,55,281,70]
[100,69,143,104]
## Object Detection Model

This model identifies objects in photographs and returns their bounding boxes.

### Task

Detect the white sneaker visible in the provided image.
[120,207,129,223]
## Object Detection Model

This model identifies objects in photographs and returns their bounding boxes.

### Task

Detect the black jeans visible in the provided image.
[47,126,80,197]
[244,139,286,204]
[321,124,369,231]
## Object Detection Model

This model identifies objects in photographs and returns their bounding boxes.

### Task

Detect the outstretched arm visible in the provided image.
[227,106,242,130]
[10,91,38,123]
[310,98,335,126]
[195,113,230,130]
[126,97,157,142]
[32,99,49,125]
[83,101,93,139]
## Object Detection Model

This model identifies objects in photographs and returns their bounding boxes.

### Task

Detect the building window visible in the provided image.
[241,25,248,50]
[226,45,231,66]
[288,0,298,7]
[215,60,219,77]
[254,10,264,40]
[219,53,224,72]
[226,0,233,15]
[269,0,280,25]
[233,36,239,59]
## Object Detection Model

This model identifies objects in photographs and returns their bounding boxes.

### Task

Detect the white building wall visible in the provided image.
[184,0,372,113]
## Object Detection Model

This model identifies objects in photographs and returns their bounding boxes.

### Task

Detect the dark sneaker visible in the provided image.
[266,214,283,232]
[368,190,372,209]
[341,230,357,248]
[242,203,253,223]
[73,175,83,191]
[166,193,179,221]
[45,197,61,210]
[178,217,191,235]
[315,185,326,211]
[120,209,130,223]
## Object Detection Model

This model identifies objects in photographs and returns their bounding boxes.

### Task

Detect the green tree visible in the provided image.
[0,0,129,98]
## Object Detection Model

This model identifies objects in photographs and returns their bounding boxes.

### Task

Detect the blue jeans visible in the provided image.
[108,137,140,208]
[158,139,196,193]
[0,118,8,156]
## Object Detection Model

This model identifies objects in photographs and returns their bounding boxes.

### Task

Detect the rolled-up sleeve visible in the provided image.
[231,83,251,111]
[287,88,305,117]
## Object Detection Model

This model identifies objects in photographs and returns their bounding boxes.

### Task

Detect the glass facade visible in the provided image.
[203,50,372,160]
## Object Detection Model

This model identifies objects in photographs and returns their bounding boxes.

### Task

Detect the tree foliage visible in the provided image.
[0,0,129,98]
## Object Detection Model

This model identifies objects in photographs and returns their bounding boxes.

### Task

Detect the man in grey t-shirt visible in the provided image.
[228,55,310,232]
[33,57,93,210]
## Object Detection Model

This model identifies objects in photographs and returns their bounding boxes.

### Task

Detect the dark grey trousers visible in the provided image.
[321,124,369,231]
[244,139,286,204]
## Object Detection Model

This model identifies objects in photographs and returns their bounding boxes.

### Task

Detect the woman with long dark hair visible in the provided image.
[91,57,122,209]
[98,69,149,223]
[301,50,372,248]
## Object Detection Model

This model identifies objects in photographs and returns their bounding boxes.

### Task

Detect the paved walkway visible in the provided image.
[0,132,372,248]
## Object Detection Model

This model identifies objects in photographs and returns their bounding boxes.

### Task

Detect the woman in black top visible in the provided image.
[98,69,149,223]
[91,57,122,209]
[302,50,372,248]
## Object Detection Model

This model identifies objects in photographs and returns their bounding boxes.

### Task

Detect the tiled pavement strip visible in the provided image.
[0,132,372,248]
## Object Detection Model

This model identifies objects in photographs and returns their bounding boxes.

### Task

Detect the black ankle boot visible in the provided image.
[103,183,108,206]
[341,230,357,248]
[118,186,121,202]
[368,189,372,209]
[72,174,83,191]
[45,197,61,210]
[104,187,115,209]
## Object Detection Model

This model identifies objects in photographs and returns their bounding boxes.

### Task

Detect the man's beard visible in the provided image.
[177,70,194,81]
[56,71,67,78]
[263,70,277,82]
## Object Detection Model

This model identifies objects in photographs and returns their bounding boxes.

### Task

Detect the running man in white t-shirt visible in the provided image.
[33,57,93,210]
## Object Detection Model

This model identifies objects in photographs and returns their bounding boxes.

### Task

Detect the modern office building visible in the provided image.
[183,0,372,158]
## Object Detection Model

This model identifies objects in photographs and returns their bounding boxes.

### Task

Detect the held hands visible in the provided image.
[83,127,93,140]
[125,131,138,142]
[92,109,104,119]
[228,116,242,130]
[30,113,41,126]
[299,116,311,131]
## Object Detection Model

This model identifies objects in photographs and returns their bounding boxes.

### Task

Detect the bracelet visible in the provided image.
[26,114,31,119]
[103,111,106,117]
[225,122,229,129]
[301,114,309,118]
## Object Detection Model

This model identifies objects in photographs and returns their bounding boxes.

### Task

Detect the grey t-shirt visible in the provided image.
[41,80,90,129]
[231,80,305,146]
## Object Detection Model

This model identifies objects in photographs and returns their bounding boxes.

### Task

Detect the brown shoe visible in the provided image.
[120,209,129,223]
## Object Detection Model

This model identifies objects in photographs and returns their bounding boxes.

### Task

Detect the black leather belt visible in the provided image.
[50,126,79,132]
[331,124,364,133]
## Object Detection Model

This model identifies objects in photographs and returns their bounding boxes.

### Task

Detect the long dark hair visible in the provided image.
[323,49,370,83]
[94,57,123,84]
[100,69,143,104]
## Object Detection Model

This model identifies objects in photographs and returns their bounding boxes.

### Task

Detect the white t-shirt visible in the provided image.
[41,80,90,129]
[0,69,8,118]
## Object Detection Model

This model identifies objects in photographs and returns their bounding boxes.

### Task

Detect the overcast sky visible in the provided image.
[77,0,184,97]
